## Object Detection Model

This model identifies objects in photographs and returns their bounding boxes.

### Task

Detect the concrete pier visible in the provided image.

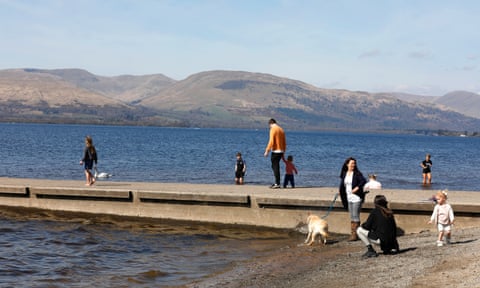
[1,177,479,234]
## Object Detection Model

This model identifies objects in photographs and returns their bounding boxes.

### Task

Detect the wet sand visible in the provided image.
[187,226,480,288]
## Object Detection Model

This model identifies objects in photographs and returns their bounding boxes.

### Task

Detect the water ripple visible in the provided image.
[0,211,298,286]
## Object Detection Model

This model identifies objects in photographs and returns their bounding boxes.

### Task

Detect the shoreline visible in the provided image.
[0,178,478,287]
[187,226,480,288]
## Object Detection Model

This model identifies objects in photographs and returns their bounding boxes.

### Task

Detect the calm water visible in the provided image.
[1,123,479,286]
[1,123,479,190]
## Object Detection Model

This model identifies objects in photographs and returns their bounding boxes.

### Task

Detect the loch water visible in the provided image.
[0,123,479,286]
[1,123,479,191]
[0,208,298,287]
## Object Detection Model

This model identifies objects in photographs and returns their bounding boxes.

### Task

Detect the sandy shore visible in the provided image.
[187,226,480,288]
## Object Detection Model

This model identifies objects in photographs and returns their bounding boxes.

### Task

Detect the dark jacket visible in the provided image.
[361,207,400,253]
[338,171,367,210]
[82,147,98,165]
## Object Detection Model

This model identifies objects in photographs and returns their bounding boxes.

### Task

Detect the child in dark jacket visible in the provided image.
[235,152,247,185]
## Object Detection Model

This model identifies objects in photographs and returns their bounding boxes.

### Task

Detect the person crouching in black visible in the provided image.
[357,195,400,258]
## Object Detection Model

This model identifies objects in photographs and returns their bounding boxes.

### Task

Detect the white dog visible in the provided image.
[304,214,329,245]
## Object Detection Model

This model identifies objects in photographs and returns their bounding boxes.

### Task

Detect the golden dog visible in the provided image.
[305,214,329,245]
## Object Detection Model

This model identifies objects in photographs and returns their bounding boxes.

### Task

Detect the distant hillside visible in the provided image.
[24,68,176,103]
[385,91,480,119]
[435,91,480,119]
[138,70,480,131]
[379,92,440,104]
[0,69,161,125]
[1,68,479,133]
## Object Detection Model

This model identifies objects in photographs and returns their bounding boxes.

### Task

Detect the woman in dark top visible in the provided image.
[339,157,367,241]
[357,195,400,258]
[421,153,432,185]
[79,135,97,186]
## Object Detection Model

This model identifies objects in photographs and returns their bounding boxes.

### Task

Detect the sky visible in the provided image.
[0,0,478,96]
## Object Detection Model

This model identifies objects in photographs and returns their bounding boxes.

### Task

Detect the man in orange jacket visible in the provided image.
[264,118,287,189]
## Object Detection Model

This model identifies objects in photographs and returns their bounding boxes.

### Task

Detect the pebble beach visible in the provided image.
[187,226,480,288]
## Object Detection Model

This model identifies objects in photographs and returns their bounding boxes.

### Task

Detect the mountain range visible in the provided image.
[1,68,479,134]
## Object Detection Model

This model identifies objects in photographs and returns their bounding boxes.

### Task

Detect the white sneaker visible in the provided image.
[436,240,443,247]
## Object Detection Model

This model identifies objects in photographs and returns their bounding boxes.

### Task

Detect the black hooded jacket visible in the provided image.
[361,207,400,252]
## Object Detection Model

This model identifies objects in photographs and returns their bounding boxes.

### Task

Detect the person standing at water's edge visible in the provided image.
[80,135,97,186]
[264,118,286,189]
[234,152,247,185]
[339,157,367,241]
[421,153,432,185]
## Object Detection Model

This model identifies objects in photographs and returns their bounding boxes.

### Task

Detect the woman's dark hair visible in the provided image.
[339,156,359,177]
[85,135,96,156]
[375,195,393,218]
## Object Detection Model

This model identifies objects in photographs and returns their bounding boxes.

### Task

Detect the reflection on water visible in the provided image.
[0,208,302,287]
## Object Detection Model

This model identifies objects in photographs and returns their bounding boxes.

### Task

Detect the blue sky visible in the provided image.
[0,0,478,96]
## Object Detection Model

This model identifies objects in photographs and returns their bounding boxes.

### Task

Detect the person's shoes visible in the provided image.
[436,240,443,247]
[348,222,359,241]
[362,250,378,258]
[383,249,398,255]
[362,245,378,258]
[270,184,281,189]
[445,236,451,245]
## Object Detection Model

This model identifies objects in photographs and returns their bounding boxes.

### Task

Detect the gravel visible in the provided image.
[187,226,480,288]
